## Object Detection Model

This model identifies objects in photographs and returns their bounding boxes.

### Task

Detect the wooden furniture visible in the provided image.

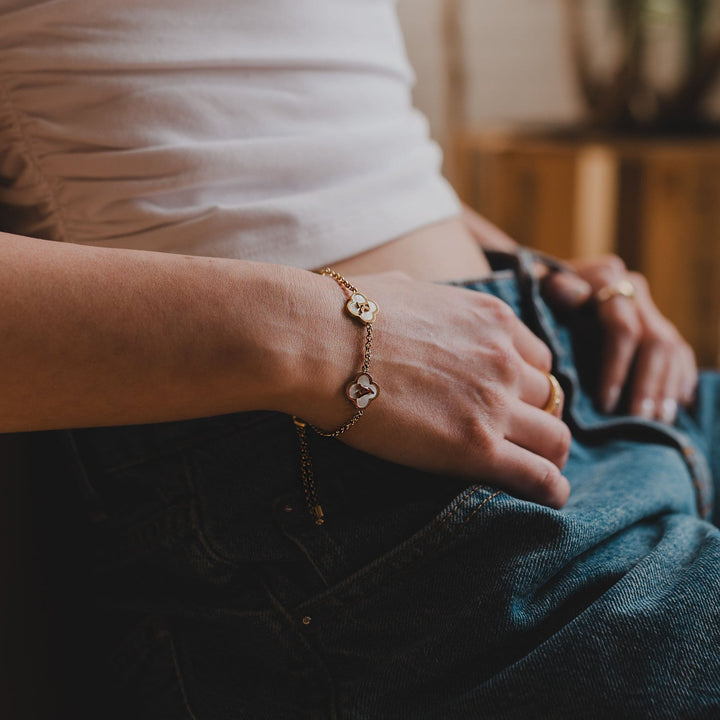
[452,128,720,366]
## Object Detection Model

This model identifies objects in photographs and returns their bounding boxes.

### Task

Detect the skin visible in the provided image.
[461,206,699,424]
[561,256,697,422]
[0,229,569,508]
[305,270,571,508]
[0,208,695,510]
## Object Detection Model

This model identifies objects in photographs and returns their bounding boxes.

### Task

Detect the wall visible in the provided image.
[396,0,584,148]
[397,0,720,149]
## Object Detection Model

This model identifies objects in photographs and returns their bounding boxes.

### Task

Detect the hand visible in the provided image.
[543,255,698,422]
[295,271,572,508]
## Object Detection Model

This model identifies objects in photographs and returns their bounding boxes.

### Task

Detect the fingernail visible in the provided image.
[638,398,655,419]
[602,386,621,414]
[660,398,678,424]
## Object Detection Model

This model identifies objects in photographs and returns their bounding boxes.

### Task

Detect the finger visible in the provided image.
[572,254,628,285]
[518,366,565,417]
[505,402,571,470]
[598,300,642,413]
[630,274,699,407]
[542,272,593,309]
[629,341,667,419]
[511,319,553,373]
[657,356,684,424]
[680,344,699,405]
[486,439,570,509]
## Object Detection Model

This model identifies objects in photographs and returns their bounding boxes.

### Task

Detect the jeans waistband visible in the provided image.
[462,249,713,518]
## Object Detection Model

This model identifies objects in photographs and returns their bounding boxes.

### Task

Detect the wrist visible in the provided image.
[266,266,359,427]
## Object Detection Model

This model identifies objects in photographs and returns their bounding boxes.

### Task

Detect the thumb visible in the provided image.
[542,272,593,309]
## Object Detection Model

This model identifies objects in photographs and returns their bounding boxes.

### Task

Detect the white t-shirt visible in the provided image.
[0,0,460,268]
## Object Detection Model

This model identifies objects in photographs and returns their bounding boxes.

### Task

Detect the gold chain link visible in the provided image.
[292,268,379,525]
[292,418,325,525]
[318,267,358,294]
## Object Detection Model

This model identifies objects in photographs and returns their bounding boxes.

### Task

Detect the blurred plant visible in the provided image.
[564,0,720,132]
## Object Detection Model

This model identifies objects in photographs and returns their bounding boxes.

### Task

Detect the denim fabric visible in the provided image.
[65,251,720,719]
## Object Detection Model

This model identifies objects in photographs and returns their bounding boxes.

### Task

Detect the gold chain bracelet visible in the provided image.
[292,268,380,525]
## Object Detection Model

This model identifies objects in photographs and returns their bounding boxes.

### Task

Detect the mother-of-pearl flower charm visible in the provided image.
[346,293,379,324]
[347,373,379,409]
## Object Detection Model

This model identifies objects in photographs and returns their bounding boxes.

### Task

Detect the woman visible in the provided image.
[1,0,718,717]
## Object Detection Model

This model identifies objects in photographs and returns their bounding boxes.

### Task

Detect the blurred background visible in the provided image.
[398,0,720,366]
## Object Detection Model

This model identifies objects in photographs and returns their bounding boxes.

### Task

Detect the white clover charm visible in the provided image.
[346,373,379,409]
[346,293,379,324]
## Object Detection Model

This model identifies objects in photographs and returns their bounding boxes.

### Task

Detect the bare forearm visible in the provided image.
[0,230,574,507]
[0,233,333,432]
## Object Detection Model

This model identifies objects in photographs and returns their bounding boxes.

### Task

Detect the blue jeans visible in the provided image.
[65,251,720,719]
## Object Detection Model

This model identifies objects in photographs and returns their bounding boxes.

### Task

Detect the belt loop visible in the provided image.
[513,249,571,370]
[516,248,546,330]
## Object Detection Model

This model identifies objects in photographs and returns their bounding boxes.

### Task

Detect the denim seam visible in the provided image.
[186,502,240,571]
[164,627,201,720]
[281,484,493,593]
[484,524,712,693]
[292,516,355,589]
[93,459,238,572]
[182,452,240,570]
[460,490,503,527]
[261,580,340,720]
[571,419,710,519]
[109,501,194,550]
[62,429,107,522]
[296,485,501,614]
[276,494,332,588]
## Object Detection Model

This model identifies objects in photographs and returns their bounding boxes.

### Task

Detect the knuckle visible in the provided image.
[492,346,522,383]
[486,296,516,324]
[537,344,553,373]
[463,415,498,459]
[613,313,641,341]
[647,334,675,355]
[601,254,626,274]
[484,334,515,364]
[627,271,648,291]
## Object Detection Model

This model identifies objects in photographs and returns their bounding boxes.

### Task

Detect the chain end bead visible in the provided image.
[312,505,325,525]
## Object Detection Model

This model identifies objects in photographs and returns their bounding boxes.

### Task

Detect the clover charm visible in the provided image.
[346,373,379,409]
[346,293,379,324]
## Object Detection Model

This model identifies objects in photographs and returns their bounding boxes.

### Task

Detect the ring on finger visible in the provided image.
[596,279,637,304]
[543,372,563,415]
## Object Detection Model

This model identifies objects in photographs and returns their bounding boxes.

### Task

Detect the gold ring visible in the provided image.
[595,280,637,304]
[543,372,563,414]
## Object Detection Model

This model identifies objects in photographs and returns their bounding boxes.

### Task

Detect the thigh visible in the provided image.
[288,432,720,719]
[65,386,720,719]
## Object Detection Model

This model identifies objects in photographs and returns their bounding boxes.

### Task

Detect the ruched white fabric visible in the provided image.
[0,0,460,267]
